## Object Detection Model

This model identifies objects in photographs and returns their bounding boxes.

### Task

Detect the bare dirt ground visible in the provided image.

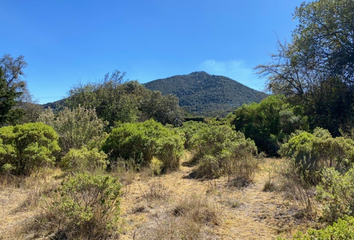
[0,155,314,240]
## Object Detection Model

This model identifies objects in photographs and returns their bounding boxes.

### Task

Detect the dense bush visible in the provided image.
[279,128,354,184]
[38,106,107,156]
[316,167,354,223]
[102,119,184,172]
[61,147,108,173]
[179,121,208,150]
[191,124,257,181]
[49,173,121,239]
[155,134,184,171]
[279,216,354,240]
[231,95,308,156]
[0,122,60,175]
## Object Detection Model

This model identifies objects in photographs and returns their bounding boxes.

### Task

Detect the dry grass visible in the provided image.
[0,155,318,240]
[134,194,221,240]
[0,168,63,239]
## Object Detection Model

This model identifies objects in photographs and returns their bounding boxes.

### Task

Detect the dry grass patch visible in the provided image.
[134,193,222,240]
[0,168,63,239]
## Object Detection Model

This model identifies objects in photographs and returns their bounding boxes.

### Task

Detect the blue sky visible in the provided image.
[1,0,307,104]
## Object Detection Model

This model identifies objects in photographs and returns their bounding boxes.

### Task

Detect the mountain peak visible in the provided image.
[189,71,210,76]
[144,72,267,116]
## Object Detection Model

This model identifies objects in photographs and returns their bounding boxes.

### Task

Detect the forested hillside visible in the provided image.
[144,71,267,116]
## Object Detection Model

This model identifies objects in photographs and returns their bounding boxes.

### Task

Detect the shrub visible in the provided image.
[316,167,354,223]
[191,124,257,181]
[156,133,184,172]
[102,119,184,172]
[38,106,107,156]
[179,121,208,150]
[231,95,309,156]
[279,128,354,184]
[49,173,121,239]
[0,122,60,176]
[60,147,108,173]
[279,216,354,240]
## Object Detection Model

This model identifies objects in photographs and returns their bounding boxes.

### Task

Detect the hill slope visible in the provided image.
[144,71,267,116]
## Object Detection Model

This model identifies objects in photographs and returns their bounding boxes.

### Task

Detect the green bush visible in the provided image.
[179,121,208,150]
[38,106,107,156]
[102,119,184,172]
[231,95,308,156]
[278,216,354,240]
[156,133,184,172]
[279,128,354,184]
[0,122,60,176]
[316,167,354,223]
[191,124,257,181]
[61,147,108,173]
[48,173,121,239]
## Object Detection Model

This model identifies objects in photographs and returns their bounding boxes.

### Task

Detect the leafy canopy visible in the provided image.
[0,54,29,125]
[66,71,184,128]
[256,0,354,135]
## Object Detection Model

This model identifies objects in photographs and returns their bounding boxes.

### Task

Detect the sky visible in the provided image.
[1,0,308,104]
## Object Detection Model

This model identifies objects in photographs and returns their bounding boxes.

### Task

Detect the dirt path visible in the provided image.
[119,156,307,240]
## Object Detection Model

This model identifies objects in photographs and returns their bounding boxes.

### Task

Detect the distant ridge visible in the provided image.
[144,71,267,116]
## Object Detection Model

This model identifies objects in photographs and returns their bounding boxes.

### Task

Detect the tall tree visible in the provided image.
[0,54,28,125]
[256,0,354,135]
[0,67,19,124]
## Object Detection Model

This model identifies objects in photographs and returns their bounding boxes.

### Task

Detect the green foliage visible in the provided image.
[292,0,354,83]
[256,0,354,136]
[179,121,209,150]
[139,91,184,126]
[16,101,43,124]
[0,67,19,125]
[66,72,143,127]
[191,124,257,181]
[38,106,107,156]
[66,71,184,127]
[102,119,184,172]
[0,54,29,126]
[279,128,354,185]
[61,147,108,173]
[316,167,354,223]
[279,216,354,240]
[231,95,308,155]
[144,71,267,117]
[0,122,60,175]
[51,172,121,239]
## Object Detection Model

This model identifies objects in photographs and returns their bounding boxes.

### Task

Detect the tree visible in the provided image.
[66,71,144,128]
[0,54,28,125]
[256,0,354,135]
[292,0,354,84]
[140,91,184,126]
[0,68,19,124]
[66,70,184,128]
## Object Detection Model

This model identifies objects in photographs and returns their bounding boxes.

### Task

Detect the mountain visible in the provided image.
[144,71,267,116]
